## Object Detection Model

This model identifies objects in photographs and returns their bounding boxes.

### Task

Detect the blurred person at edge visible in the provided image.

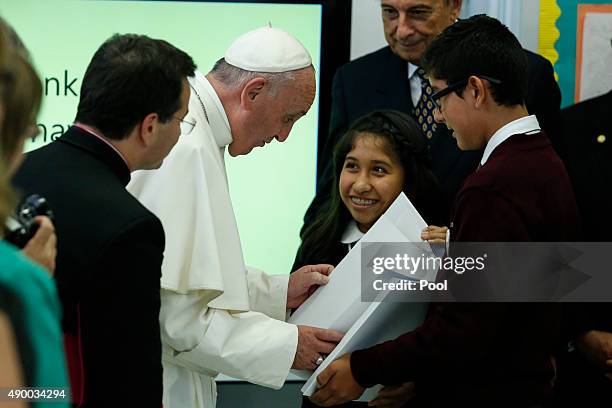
[0,17,56,274]
[0,17,69,408]
[552,40,612,406]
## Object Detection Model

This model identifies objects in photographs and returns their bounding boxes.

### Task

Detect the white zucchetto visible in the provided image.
[224,26,312,73]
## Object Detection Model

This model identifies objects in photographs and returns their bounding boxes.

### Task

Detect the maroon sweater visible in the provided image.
[350,132,580,407]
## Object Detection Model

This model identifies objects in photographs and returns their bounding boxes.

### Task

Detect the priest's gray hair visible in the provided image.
[209,58,302,98]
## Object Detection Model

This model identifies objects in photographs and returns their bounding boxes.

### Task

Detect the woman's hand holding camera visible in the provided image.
[21,215,57,276]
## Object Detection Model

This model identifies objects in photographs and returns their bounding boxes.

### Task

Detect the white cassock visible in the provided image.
[127,70,298,408]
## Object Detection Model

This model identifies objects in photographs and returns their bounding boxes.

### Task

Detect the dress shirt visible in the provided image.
[481,115,541,165]
[408,62,422,107]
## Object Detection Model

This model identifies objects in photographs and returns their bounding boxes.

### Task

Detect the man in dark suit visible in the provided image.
[559,89,611,242]
[553,90,612,406]
[310,15,579,407]
[12,34,195,407]
[306,0,561,227]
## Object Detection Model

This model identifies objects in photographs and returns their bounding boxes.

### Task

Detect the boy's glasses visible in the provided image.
[431,75,502,112]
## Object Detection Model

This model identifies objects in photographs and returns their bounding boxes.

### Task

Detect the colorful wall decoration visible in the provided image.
[539,0,612,107]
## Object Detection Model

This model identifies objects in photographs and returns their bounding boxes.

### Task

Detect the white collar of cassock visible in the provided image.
[481,115,541,166]
[190,70,233,148]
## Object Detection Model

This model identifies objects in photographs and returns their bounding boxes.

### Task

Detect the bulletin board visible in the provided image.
[539,0,612,107]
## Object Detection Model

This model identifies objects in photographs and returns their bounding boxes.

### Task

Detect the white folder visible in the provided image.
[288,193,438,400]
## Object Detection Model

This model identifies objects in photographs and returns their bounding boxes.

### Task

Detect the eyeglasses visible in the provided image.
[174,116,196,134]
[431,75,502,112]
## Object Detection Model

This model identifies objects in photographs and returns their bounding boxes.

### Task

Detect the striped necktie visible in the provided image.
[414,68,438,140]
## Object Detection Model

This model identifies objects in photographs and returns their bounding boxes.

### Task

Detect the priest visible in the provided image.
[127,27,343,408]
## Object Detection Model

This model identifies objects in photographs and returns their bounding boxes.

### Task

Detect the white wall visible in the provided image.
[350,0,540,61]
[519,0,540,53]
[350,0,386,60]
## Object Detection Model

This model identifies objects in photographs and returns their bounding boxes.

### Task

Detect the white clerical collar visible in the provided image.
[341,220,365,245]
[481,115,541,166]
[408,62,419,80]
[191,70,233,148]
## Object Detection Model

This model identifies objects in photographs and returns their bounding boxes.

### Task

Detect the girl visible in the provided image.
[295,109,446,407]
[294,109,446,270]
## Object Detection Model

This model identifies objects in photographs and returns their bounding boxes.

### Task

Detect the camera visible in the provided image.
[4,194,54,248]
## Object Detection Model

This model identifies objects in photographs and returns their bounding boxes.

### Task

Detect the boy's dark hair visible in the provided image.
[422,14,528,107]
[296,110,445,267]
[76,34,196,140]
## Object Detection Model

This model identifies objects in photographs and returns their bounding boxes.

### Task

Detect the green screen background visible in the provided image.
[1,0,322,275]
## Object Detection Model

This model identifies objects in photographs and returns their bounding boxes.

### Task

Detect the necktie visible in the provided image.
[414,68,438,140]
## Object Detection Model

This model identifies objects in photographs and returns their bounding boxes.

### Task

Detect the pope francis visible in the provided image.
[127,27,343,407]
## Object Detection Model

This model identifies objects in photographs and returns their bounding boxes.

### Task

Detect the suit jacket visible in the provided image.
[12,126,164,408]
[305,46,562,228]
[350,132,580,407]
[559,90,612,242]
[553,91,612,406]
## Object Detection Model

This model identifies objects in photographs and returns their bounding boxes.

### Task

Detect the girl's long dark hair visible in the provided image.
[298,110,446,265]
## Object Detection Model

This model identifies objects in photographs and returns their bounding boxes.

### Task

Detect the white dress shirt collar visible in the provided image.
[481,115,541,166]
[408,62,419,79]
[407,63,422,107]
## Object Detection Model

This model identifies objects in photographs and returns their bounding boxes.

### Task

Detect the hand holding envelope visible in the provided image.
[310,353,364,406]
[288,263,345,371]
[292,326,344,371]
[287,264,334,309]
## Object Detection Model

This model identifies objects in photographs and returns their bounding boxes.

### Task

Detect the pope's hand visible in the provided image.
[292,325,343,370]
[309,353,365,406]
[287,264,333,309]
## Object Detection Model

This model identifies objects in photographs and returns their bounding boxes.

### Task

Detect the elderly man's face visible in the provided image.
[229,67,316,156]
[381,0,462,65]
